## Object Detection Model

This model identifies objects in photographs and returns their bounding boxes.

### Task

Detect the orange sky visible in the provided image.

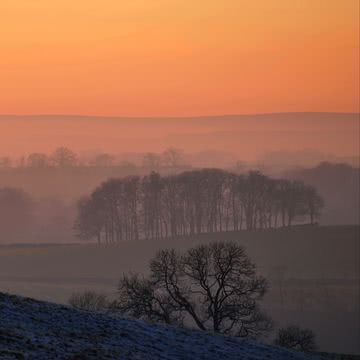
[0,0,359,116]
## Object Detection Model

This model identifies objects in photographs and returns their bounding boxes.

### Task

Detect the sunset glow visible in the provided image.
[0,0,358,116]
[0,3,360,356]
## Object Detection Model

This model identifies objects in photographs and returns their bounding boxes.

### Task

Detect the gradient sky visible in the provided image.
[0,0,359,116]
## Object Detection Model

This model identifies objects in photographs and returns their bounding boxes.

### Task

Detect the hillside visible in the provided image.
[0,293,322,360]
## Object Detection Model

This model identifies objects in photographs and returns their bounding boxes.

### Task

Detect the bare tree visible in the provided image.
[115,241,272,338]
[0,156,12,168]
[118,161,137,172]
[162,148,184,168]
[91,153,115,167]
[274,325,317,352]
[114,273,183,325]
[303,185,324,224]
[143,152,162,171]
[74,196,105,244]
[27,153,49,168]
[68,291,108,312]
[51,147,78,167]
[142,172,163,239]
[0,187,34,242]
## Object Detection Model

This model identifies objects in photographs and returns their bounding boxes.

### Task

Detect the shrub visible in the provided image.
[274,325,317,352]
[68,291,108,312]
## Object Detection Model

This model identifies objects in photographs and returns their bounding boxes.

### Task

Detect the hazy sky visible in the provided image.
[0,0,358,116]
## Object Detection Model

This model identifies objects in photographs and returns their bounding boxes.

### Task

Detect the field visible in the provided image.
[0,225,359,354]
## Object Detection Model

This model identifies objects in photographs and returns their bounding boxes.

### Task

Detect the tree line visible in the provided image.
[0,146,186,169]
[75,169,324,243]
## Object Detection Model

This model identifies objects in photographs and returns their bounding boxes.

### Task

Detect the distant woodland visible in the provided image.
[0,147,358,244]
[75,170,323,243]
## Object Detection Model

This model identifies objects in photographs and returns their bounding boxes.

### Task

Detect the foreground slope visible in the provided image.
[0,293,321,360]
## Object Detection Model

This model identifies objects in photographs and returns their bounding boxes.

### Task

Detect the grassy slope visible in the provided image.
[0,292,322,360]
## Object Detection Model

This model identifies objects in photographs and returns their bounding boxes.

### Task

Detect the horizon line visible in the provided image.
[0,111,359,119]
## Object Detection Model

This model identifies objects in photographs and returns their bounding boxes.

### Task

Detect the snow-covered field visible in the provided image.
[0,293,323,360]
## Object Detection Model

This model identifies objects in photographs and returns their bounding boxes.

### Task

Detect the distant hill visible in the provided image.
[0,112,358,162]
[0,292,321,360]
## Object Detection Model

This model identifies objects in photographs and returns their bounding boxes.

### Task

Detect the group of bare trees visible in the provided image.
[1,147,79,168]
[75,169,323,243]
[0,147,104,168]
[0,147,187,170]
[142,148,185,170]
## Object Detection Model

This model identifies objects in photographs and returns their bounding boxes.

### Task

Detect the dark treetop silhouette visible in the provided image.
[75,169,323,244]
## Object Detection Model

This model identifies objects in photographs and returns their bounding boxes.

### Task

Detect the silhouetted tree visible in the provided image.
[162,147,184,168]
[0,156,12,168]
[303,185,324,224]
[285,181,307,226]
[69,291,108,312]
[161,174,182,237]
[142,172,163,239]
[274,325,317,352]
[27,153,49,168]
[74,196,105,244]
[91,153,115,167]
[116,242,272,338]
[118,161,137,172]
[114,273,183,325]
[51,147,78,167]
[0,187,34,241]
[142,153,162,171]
